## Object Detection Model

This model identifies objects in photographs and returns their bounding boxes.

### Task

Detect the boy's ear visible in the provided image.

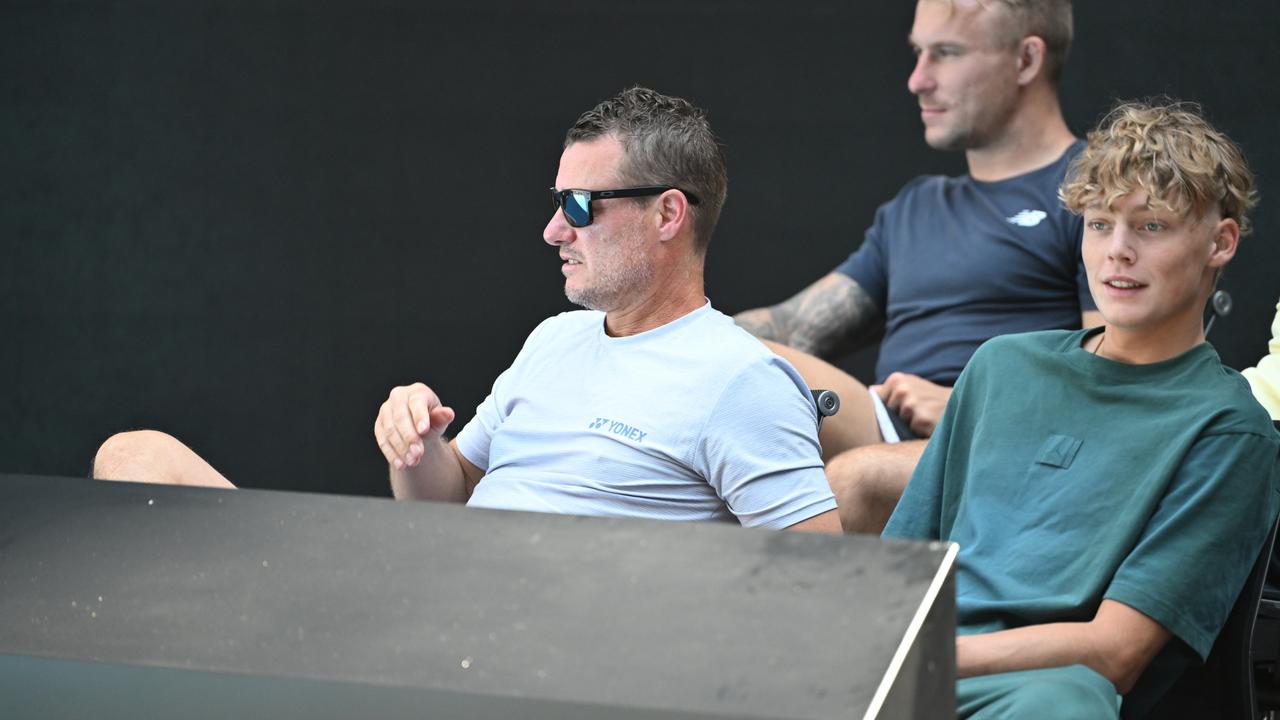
[1207,217,1240,269]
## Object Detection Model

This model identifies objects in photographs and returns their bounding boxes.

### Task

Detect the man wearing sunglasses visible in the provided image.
[94,87,842,534]
[735,0,1100,534]
[376,86,840,532]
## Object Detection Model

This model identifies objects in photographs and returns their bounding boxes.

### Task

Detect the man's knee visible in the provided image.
[830,439,923,499]
[827,442,923,534]
[93,430,211,486]
[829,447,908,502]
[96,430,171,477]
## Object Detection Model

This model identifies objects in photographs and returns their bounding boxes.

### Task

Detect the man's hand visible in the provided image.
[871,373,952,437]
[374,382,456,470]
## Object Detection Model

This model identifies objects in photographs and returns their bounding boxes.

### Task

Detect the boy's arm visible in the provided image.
[957,599,1171,694]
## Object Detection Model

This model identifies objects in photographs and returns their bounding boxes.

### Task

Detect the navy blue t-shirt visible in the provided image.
[835,142,1095,385]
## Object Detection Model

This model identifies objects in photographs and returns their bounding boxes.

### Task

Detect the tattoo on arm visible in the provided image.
[734,273,883,360]
[733,307,791,343]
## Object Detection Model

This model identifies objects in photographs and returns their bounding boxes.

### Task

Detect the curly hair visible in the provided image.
[565,86,727,250]
[1060,100,1257,235]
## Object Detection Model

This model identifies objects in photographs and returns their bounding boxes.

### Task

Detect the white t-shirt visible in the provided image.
[456,303,836,529]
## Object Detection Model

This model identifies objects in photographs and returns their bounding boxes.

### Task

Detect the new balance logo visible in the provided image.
[1006,209,1048,227]
[588,417,648,443]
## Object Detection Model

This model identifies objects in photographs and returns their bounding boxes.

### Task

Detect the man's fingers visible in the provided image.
[407,389,434,436]
[379,416,410,468]
[374,383,447,469]
[897,401,915,423]
[387,414,413,456]
[391,392,419,438]
[375,429,401,468]
[879,384,907,412]
[429,405,455,435]
[373,414,395,464]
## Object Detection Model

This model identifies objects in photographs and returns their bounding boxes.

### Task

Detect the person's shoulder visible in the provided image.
[688,306,780,363]
[517,309,604,348]
[988,139,1085,188]
[974,328,1080,359]
[869,174,956,220]
[533,309,602,333]
[959,330,1083,386]
[1061,138,1087,163]
[690,307,813,391]
[1197,362,1280,440]
[894,173,951,198]
[1040,138,1086,182]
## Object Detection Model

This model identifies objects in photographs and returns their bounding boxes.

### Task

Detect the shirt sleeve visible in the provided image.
[453,372,507,472]
[454,317,555,472]
[833,200,892,307]
[1104,430,1280,660]
[693,355,836,529]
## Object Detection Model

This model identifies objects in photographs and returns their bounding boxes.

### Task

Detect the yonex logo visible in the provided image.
[1006,209,1048,227]
[588,417,648,443]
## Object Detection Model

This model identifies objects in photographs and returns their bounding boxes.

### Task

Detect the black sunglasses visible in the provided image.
[549,186,701,228]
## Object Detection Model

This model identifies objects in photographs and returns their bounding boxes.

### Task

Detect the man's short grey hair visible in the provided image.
[565,86,728,251]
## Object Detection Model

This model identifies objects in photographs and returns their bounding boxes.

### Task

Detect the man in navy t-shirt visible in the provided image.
[735,0,1099,533]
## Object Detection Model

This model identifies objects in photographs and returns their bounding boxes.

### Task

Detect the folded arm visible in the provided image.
[957,599,1171,694]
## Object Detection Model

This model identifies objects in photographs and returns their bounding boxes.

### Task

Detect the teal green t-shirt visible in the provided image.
[885,328,1280,666]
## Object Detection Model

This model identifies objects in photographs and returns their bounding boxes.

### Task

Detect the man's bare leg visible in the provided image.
[762,340,882,460]
[93,430,236,489]
[828,440,927,534]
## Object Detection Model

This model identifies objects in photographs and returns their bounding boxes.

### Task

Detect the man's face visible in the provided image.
[1082,191,1225,338]
[907,0,1022,151]
[544,135,655,312]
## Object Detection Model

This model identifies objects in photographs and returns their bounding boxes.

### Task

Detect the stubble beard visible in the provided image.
[925,113,980,153]
[563,228,654,312]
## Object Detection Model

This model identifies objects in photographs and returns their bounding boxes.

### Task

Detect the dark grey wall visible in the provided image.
[5,1,1278,493]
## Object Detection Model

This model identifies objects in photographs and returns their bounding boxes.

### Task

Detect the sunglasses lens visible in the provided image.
[563,190,591,227]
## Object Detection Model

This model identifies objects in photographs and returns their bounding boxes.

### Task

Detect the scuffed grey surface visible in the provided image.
[0,474,953,718]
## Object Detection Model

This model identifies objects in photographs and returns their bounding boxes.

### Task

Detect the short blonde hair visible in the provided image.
[1060,100,1258,235]
[938,0,1073,83]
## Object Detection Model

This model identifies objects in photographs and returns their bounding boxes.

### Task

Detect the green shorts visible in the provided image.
[958,664,1121,719]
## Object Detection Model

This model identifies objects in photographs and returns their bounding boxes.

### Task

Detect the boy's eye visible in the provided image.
[1142,222,1163,232]
[1087,220,1109,231]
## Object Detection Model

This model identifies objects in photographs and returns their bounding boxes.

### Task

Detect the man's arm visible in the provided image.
[785,508,842,534]
[957,599,1172,694]
[375,382,485,502]
[734,272,884,360]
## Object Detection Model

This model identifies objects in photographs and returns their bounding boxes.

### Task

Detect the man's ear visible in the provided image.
[1207,217,1241,269]
[1016,36,1046,86]
[654,189,691,242]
